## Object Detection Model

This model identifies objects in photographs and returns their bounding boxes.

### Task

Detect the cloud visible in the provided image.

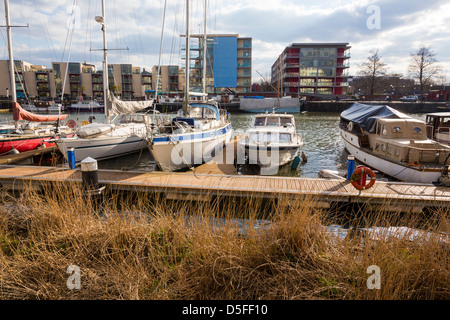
[1,0,449,83]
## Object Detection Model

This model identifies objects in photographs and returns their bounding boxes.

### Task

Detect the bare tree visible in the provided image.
[408,46,441,98]
[357,49,388,95]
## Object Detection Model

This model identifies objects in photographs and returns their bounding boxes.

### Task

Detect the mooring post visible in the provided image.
[80,157,99,191]
[347,155,355,180]
[68,148,76,169]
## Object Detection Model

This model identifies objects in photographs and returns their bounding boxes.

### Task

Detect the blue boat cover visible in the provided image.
[340,103,411,133]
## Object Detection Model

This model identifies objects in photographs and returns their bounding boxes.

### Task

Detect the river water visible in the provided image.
[0,110,428,179]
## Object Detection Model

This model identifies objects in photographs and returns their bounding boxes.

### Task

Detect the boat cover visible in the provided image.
[340,103,412,133]
[13,102,68,122]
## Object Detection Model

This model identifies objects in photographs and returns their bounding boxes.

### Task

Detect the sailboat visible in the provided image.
[54,0,154,164]
[0,0,72,156]
[147,0,233,172]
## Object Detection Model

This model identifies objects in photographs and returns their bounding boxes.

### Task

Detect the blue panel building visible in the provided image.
[184,34,252,94]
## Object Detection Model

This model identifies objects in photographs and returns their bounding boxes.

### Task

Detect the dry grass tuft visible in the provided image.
[0,182,448,300]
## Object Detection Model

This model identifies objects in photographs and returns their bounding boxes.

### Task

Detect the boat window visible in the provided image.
[393,126,401,133]
[266,117,280,126]
[189,107,203,118]
[280,117,292,126]
[254,117,266,126]
[279,133,292,143]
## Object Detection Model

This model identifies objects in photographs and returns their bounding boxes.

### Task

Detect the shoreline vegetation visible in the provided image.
[0,182,448,300]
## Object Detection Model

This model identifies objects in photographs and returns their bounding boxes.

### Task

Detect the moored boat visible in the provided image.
[339,103,450,184]
[240,111,303,174]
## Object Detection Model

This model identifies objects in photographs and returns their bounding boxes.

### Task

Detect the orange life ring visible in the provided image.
[408,160,421,167]
[350,166,376,191]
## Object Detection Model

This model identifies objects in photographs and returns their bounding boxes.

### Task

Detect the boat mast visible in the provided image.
[182,0,190,116]
[98,0,109,121]
[4,0,16,127]
[202,0,207,101]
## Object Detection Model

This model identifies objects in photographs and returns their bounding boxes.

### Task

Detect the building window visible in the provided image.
[317,87,333,94]
[300,67,317,77]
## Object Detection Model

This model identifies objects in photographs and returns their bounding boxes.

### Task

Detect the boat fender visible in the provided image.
[408,161,421,167]
[347,122,354,131]
[291,155,301,170]
[350,166,376,191]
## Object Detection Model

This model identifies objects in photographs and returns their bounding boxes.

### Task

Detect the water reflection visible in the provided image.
[0,111,430,178]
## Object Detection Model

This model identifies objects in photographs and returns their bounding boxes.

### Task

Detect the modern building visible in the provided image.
[151,65,180,94]
[271,43,351,98]
[183,34,252,95]
[0,60,154,101]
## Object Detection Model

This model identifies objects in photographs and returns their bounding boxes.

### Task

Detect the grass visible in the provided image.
[0,181,448,300]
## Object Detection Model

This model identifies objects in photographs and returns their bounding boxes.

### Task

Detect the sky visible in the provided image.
[1,0,449,84]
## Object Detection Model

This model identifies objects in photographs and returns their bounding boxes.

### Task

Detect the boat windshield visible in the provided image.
[280,117,292,126]
[189,106,219,119]
[254,117,266,126]
[248,132,292,143]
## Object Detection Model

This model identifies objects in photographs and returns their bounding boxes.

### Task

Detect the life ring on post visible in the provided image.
[350,166,376,191]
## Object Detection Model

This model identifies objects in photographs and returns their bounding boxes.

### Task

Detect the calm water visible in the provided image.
[0,110,428,178]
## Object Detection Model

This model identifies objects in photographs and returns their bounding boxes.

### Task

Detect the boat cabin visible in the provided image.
[371,118,448,164]
[425,112,450,144]
[253,114,294,127]
[374,118,427,140]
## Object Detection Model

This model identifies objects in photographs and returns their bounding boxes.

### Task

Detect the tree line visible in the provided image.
[355,46,443,98]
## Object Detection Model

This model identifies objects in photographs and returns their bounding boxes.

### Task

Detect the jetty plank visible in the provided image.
[0,165,449,210]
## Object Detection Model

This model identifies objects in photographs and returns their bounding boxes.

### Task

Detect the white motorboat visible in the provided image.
[67,100,103,112]
[55,0,153,164]
[146,0,233,172]
[240,111,303,174]
[339,103,450,184]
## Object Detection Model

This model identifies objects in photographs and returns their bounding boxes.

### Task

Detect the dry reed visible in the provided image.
[0,181,448,300]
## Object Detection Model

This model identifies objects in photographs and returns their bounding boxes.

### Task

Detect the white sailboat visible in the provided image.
[55,0,154,164]
[147,0,233,172]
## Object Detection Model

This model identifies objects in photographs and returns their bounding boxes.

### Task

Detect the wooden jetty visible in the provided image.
[0,146,58,165]
[0,164,449,212]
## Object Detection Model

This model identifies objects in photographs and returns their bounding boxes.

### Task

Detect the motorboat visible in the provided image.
[339,103,450,184]
[240,111,303,174]
[67,100,104,112]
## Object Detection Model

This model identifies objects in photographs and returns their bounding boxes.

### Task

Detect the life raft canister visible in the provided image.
[350,165,376,191]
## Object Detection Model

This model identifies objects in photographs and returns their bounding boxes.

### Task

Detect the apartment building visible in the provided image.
[0,60,154,101]
[271,43,351,98]
[183,34,252,94]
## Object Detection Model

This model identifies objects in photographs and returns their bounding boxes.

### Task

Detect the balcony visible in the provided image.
[283,72,300,78]
[283,63,299,68]
[336,63,350,68]
[283,53,300,59]
[284,82,300,87]
[337,52,351,59]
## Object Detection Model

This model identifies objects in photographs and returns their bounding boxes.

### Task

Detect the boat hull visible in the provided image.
[340,128,442,184]
[149,123,233,172]
[57,135,147,163]
[243,144,301,167]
